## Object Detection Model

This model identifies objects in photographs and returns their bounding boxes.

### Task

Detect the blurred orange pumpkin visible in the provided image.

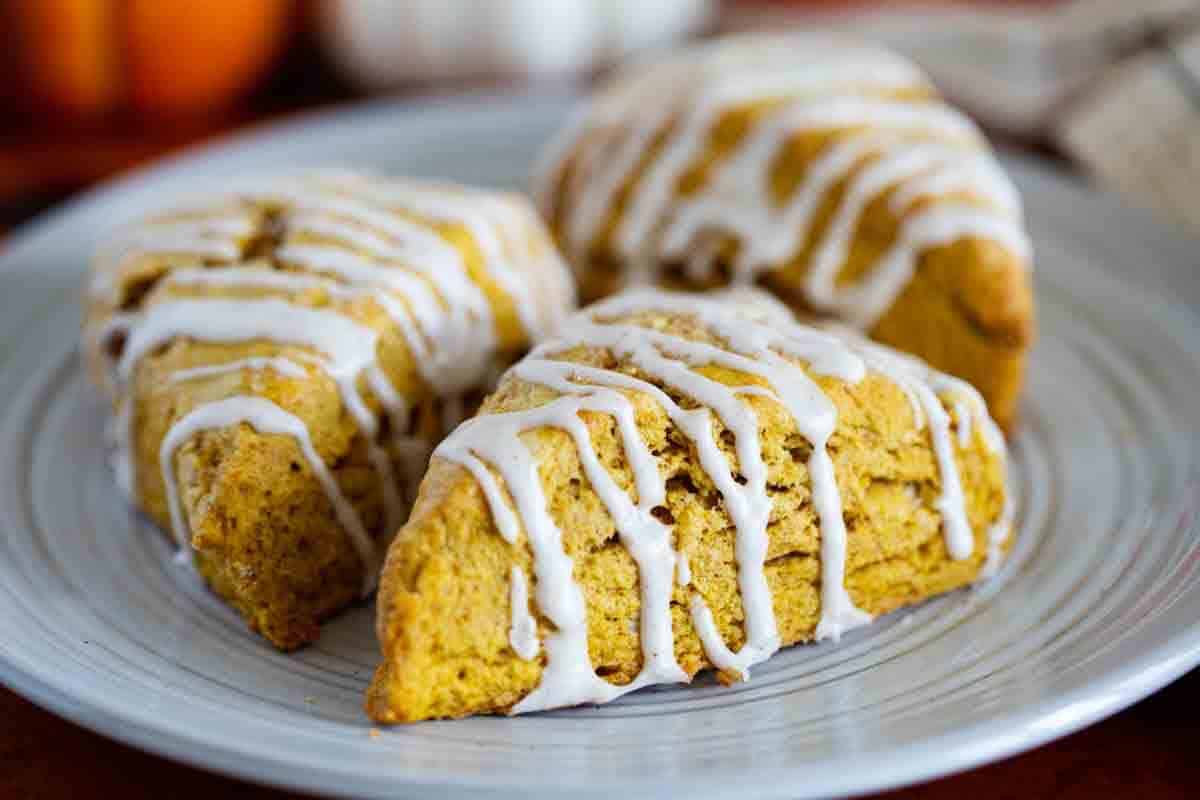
[9,0,292,118]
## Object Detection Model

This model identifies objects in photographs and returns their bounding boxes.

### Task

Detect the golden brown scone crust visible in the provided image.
[367,304,1008,722]
[84,171,573,649]
[539,47,1034,431]
[128,281,427,649]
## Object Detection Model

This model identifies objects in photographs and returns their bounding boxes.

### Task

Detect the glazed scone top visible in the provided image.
[432,287,1011,714]
[536,33,1031,328]
[89,169,575,396]
[84,169,575,593]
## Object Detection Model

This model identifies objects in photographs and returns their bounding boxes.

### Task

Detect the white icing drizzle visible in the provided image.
[93,171,572,595]
[563,102,678,263]
[164,264,337,293]
[811,204,1031,329]
[954,399,973,448]
[165,264,436,375]
[508,566,541,660]
[362,181,570,340]
[271,242,477,392]
[889,156,1022,217]
[160,267,483,517]
[542,36,1030,329]
[83,311,138,396]
[435,288,1007,712]
[117,298,380,394]
[159,396,374,578]
[617,99,983,264]
[982,492,1015,579]
[441,407,653,711]
[105,399,135,500]
[821,321,1008,561]
[99,214,256,266]
[248,181,500,366]
[850,343,973,558]
[90,212,257,303]
[676,551,691,586]
[543,310,866,648]
[123,297,394,594]
[270,176,572,393]
[535,32,928,219]
[291,197,483,312]
[167,356,311,383]
[806,143,996,281]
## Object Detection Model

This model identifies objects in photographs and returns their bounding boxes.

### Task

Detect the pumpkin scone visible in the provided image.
[82,169,575,650]
[367,288,1012,722]
[536,34,1034,430]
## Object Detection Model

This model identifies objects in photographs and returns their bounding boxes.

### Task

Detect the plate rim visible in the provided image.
[7,608,1200,800]
[1,91,1199,799]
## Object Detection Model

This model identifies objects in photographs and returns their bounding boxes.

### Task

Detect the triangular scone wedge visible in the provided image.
[367,288,1011,722]
[83,170,575,649]
[535,34,1034,431]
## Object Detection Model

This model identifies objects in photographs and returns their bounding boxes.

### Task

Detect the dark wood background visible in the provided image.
[1,6,1197,799]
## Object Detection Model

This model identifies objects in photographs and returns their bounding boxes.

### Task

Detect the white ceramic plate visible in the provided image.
[1,94,1199,800]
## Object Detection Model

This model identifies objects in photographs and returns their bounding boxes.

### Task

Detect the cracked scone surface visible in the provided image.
[367,289,1010,722]
[536,33,1034,430]
[83,169,575,650]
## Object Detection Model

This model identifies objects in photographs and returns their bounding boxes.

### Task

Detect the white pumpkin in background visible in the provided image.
[318,0,716,88]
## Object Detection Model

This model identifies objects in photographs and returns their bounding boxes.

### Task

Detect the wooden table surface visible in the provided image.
[2,16,1198,797]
